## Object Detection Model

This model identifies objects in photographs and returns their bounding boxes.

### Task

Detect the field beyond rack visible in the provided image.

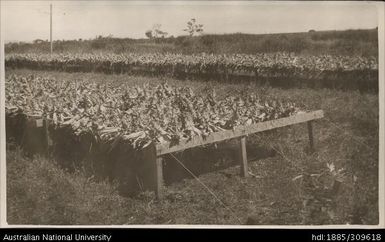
[5,29,379,92]
[5,52,378,92]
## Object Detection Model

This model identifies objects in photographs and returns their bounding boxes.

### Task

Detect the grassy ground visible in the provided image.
[6,69,379,225]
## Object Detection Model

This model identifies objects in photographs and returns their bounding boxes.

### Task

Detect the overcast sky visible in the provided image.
[1,1,379,43]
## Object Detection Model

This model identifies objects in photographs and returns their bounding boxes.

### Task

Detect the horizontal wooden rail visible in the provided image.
[156,110,324,155]
[7,109,323,156]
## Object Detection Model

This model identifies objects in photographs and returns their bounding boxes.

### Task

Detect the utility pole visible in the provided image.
[50,4,53,54]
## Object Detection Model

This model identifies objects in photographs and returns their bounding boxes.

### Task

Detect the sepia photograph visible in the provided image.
[0,0,383,226]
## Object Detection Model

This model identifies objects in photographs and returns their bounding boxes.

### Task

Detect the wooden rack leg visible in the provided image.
[307,121,314,153]
[43,119,50,157]
[155,156,164,199]
[238,136,248,177]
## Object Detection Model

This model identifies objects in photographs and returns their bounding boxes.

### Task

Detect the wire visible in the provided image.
[322,116,377,153]
[250,132,305,172]
[168,152,243,224]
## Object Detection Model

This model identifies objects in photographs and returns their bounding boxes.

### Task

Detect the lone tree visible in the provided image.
[145,24,168,39]
[183,18,204,36]
[145,30,153,39]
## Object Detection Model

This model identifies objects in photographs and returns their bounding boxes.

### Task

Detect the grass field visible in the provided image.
[6,69,379,225]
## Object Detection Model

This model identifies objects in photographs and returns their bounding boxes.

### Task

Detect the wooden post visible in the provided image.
[140,143,164,199]
[238,136,248,177]
[307,121,314,153]
[155,156,164,199]
[50,4,53,55]
[43,119,51,157]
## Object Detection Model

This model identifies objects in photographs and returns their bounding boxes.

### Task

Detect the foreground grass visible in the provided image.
[6,70,379,225]
[7,148,129,225]
[7,147,304,225]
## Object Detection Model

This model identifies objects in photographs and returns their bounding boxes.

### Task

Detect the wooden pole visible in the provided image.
[238,136,248,177]
[50,4,53,55]
[307,121,314,153]
[140,143,164,199]
[155,156,164,199]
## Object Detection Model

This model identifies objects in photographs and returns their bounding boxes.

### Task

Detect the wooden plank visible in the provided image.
[29,114,43,119]
[35,118,43,128]
[156,110,324,155]
[155,157,164,199]
[22,110,323,157]
[138,142,158,194]
[307,121,314,153]
[43,119,50,156]
[239,136,248,177]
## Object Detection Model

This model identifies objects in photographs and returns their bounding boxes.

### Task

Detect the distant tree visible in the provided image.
[309,29,316,33]
[33,39,45,44]
[145,30,153,39]
[153,24,168,38]
[146,24,168,39]
[183,18,204,36]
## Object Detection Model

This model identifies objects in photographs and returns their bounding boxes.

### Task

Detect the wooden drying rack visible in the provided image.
[15,110,324,199]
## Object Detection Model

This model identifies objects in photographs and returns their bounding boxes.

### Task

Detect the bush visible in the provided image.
[90,40,107,50]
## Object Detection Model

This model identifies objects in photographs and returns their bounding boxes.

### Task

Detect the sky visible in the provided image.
[1,1,379,43]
